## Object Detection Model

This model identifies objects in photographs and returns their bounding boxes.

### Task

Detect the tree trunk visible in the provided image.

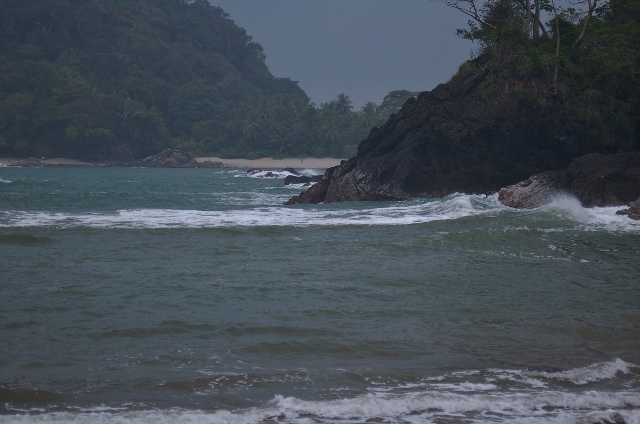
[525,0,532,37]
[575,0,597,47]
[550,0,561,94]
[533,0,541,38]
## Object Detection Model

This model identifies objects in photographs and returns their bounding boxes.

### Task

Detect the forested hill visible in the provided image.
[0,0,413,161]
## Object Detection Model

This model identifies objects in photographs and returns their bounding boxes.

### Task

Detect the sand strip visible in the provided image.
[197,157,343,169]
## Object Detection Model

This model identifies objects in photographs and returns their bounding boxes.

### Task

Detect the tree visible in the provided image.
[334,93,354,117]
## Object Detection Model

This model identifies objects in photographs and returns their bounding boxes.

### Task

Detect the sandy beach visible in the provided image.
[196,156,343,169]
[0,156,344,169]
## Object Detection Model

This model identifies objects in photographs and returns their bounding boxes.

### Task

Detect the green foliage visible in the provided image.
[0,0,410,160]
[0,0,415,160]
[451,0,640,150]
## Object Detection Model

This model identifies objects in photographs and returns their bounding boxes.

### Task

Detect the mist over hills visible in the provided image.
[0,0,416,161]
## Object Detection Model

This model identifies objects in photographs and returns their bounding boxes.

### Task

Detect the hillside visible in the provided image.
[286,0,640,204]
[0,0,416,161]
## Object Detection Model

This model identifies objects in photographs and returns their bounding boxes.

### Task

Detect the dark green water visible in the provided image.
[0,167,639,423]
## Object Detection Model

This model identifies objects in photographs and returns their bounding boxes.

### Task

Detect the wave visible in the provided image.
[1,193,638,231]
[539,194,640,232]
[1,360,638,423]
[0,194,500,228]
[237,168,325,179]
[0,177,11,183]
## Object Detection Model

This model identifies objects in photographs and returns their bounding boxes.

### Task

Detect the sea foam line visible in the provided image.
[1,391,638,424]
[1,360,638,423]
[0,195,500,229]
[1,194,639,231]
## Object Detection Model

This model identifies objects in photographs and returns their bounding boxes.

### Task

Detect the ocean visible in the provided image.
[0,166,639,424]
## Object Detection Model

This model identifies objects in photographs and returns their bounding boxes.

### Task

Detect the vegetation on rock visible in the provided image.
[445,0,640,151]
[287,0,640,204]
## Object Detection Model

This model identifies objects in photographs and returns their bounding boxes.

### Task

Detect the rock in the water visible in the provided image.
[616,200,640,220]
[499,152,640,208]
[284,175,323,185]
[286,58,604,205]
[140,150,222,168]
[282,168,300,176]
[497,171,564,208]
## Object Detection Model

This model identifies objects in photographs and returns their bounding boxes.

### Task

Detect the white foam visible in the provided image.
[0,177,11,183]
[525,358,633,385]
[538,194,640,232]
[2,391,638,424]
[1,360,638,423]
[0,194,501,229]
[239,170,298,179]
[298,168,323,177]
[543,194,591,221]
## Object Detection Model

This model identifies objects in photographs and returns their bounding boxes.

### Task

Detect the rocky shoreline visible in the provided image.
[498,153,640,208]
[498,152,640,219]
[286,65,598,205]
[284,60,639,219]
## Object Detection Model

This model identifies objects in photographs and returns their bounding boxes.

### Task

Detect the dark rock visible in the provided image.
[139,150,222,168]
[12,157,42,166]
[499,152,640,208]
[284,174,324,185]
[616,200,640,220]
[282,168,300,175]
[285,175,312,185]
[286,59,603,205]
[596,412,627,424]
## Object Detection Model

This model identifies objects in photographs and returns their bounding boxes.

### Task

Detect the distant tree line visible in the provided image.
[0,0,419,160]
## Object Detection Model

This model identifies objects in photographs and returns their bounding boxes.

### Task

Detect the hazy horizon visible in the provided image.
[208,0,472,108]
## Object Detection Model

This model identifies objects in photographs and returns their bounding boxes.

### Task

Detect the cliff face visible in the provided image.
[286,62,604,205]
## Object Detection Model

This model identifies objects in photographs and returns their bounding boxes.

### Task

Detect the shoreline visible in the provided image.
[195,156,343,169]
[0,156,344,169]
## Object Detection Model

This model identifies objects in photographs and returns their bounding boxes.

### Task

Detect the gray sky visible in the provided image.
[208,0,473,108]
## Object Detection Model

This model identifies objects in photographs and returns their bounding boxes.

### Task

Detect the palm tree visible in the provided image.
[358,101,378,129]
[334,93,353,117]
[243,119,263,146]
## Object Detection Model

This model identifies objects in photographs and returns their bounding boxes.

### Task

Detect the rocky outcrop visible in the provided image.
[498,152,640,208]
[140,150,223,168]
[286,59,602,205]
[616,200,640,220]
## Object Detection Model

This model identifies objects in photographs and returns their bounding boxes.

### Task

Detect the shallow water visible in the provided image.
[0,167,639,423]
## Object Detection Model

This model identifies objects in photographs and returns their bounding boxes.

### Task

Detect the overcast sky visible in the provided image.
[208,0,473,108]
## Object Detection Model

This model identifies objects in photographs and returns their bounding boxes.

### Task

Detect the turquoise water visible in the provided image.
[0,167,639,423]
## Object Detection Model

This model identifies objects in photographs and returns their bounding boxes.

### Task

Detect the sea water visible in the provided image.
[0,167,638,423]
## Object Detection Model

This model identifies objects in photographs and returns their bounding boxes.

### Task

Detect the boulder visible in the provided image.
[616,200,640,220]
[284,175,324,185]
[499,152,640,208]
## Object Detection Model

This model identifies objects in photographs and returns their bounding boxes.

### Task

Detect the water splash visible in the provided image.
[543,194,590,222]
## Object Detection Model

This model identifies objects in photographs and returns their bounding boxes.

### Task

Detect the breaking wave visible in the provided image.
[0,194,500,228]
[1,193,639,231]
[2,359,638,423]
